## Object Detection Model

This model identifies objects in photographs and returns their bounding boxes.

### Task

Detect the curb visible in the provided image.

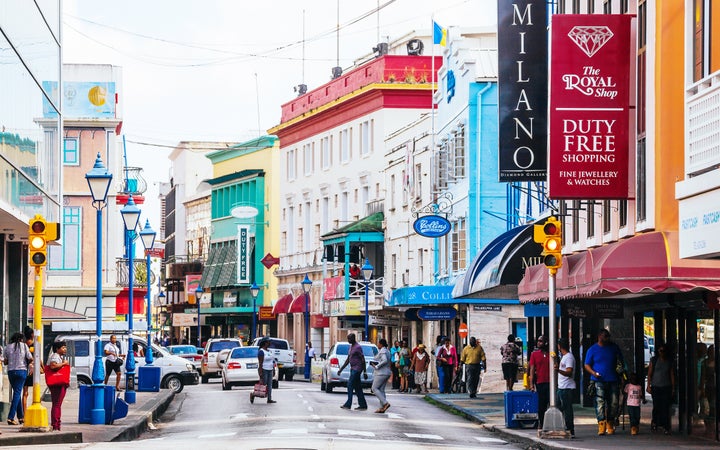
[111,390,175,442]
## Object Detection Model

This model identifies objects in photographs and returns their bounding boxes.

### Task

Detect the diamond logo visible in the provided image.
[567,26,614,57]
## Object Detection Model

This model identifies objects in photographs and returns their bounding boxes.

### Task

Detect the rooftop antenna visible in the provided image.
[332,0,342,79]
[294,10,307,96]
[376,0,380,43]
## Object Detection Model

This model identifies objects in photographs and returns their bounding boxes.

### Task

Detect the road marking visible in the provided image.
[307,406,314,412]
[297,393,304,398]
[198,432,237,439]
[271,428,308,435]
[386,413,404,419]
[229,413,253,420]
[318,423,326,429]
[311,414,320,420]
[405,433,443,440]
[338,429,375,437]
[474,436,508,444]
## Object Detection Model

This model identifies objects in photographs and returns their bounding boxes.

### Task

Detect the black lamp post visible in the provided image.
[139,219,156,364]
[85,153,113,425]
[120,195,141,404]
[361,259,374,342]
[250,283,260,341]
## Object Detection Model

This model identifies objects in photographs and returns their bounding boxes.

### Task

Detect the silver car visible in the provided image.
[320,341,378,393]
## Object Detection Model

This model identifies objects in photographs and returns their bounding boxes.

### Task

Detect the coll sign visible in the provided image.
[413,215,451,238]
[549,14,633,199]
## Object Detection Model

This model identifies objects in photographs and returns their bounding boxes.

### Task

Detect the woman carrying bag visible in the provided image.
[46,341,71,431]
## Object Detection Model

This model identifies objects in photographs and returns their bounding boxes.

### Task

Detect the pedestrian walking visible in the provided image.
[338,333,368,410]
[436,337,457,394]
[583,329,625,435]
[647,343,675,434]
[411,344,431,393]
[390,340,400,390]
[370,338,391,413]
[21,326,37,421]
[257,337,277,403]
[555,338,576,437]
[528,335,550,428]
[304,341,316,379]
[397,340,410,392]
[4,331,32,425]
[500,334,522,391]
[103,335,125,391]
[46,340,71,431]
[624,372,645,435]
[460,337,486,398]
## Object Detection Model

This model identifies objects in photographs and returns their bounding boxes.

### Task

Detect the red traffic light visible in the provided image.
[543,221,558,235]
[31,220,46,233]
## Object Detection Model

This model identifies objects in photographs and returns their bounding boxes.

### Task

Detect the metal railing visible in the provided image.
[115,257,157,287]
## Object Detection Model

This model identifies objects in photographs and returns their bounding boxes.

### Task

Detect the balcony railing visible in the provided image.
[119,167,148,196]
[116,257,157,287]
[686,72,720,177]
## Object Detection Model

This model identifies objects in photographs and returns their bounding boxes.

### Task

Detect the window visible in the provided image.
[636,137,646,222]
[452,125,466,181]
[418,249,424,282]
[321,136,331,169]
[341,192,348,223]
[48,206,81,270]
[340,129,350,162]
[297,227,304,252]
[391,254,397,288]
[414,163,422,201]
[587,202,596,238]
[451,218,467,271]
[390,174,396,210]
[288,207,295,253]
[322,197,329,233]
[360,120,372,155]
[434,140,449,192]
[305,201,311,251]
[287,149,296,180]
[303,143,313,176]
[619,200,628,228]
[572,200,580,244]
[63,138,79,165]
[603,201,611,234]
[693,0,718,82]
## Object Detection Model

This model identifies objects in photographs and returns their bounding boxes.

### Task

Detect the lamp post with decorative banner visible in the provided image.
[120,195,141,404]
[139,219,156,364]
[195,286,203,348]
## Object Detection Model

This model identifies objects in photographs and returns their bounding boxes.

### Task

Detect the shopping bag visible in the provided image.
[253,382,268,398]
[44,364,71,386]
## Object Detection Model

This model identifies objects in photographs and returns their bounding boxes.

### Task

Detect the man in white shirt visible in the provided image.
[103,335,125,391]
[555,338,576,437]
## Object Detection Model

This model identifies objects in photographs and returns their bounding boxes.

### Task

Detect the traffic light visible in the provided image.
[533,216,563,270]
[28,216,47,267]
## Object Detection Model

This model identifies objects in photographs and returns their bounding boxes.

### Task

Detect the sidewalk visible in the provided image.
[0,387,174,446]
[427,391,718,449]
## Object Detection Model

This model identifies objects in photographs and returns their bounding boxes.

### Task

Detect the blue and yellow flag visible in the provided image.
[433,21,447,46]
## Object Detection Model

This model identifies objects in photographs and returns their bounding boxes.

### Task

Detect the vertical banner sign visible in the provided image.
[236,225,250,284]
[497,0,548,181]
[549,15,632,199]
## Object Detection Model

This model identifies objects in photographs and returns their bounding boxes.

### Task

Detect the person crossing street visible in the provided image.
[460,337,486,398]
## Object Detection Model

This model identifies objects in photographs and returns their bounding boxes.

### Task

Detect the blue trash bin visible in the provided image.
[78,385,116,424]
[504,390,539,428]
[138,366,161,392]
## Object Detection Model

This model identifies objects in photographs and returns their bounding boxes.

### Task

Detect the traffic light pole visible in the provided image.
[540,267,567,436]
[25,266,49,429]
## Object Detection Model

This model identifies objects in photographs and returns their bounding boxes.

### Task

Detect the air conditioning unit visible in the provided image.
[401,271,410,286]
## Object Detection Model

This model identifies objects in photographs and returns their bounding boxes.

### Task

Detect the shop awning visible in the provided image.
[518,231,720,303]
[272,293,293,315]
[199,242,237,290]
[453,224,537,299]
[288,294,308,313]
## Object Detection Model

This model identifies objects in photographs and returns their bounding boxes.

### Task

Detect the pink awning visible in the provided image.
[519,231,720,303]
[288,294,308,313]
[272,294,294,315]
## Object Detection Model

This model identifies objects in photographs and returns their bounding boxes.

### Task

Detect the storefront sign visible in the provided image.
[236,225,250,284]
[185,274,201,303]
[549,14,633,199]
[324,276,344,300]
[417,307,457,321]
[387,285,454,307]
[473,305,502,312]
[564,301,623,319]
[258,306,276,320]
[678,189,720,258]
[497,0,548,181]
[310,314,330,327]
[329,299,362,317]
[413,215,451,238]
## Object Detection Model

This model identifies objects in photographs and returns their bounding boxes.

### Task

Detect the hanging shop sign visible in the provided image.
[258,306,276,321]
[236,224,250,284]
[413,215,451,238]
[548,14,633,199]
[417,307,457,321]
[497,0,548,181]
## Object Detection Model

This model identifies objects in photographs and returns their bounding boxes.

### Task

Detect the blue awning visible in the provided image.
[386,285,454,307]
[452,224,538,299]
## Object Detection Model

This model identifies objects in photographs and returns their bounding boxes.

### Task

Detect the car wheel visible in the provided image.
[165,375,184,393]
[325,381,333,393]
[278,371,285,381]
[201,374,209,384]
[222,377,231,391]
[272,379,278,389]
[285,370,294,382]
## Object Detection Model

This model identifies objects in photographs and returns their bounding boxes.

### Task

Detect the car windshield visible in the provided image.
[170,346,196,355]
[231,347,259,359]
[269,340,288,350]
[335,344,378,357]
[209,341,241,352]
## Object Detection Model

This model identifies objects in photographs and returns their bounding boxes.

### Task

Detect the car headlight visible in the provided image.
[186,363,194,371]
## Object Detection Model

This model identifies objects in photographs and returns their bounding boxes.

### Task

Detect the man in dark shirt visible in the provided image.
[338,333,368,410]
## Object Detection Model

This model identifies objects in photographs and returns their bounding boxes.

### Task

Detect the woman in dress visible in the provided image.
[411,344,431,393]
[47,341,70,431]
[371,338,392,413]
[647,343,676,435]
[4,332,32,425]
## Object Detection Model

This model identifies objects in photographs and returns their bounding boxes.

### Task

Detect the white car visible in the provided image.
[220,346,278,390]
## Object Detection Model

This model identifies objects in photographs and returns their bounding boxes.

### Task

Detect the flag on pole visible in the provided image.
[433,21,447,46]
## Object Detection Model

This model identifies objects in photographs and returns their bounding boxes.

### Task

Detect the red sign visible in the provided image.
[310,314,330,328]
[258,306,276,320]
[549,15,633,199]
[458,323,468,338]
[261,253,280,269]
[145,248,165,258]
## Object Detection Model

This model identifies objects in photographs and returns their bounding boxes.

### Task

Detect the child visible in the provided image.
[624,372,644,435]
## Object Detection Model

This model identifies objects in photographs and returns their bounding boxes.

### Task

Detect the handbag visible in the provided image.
[44,364,71,387]
[252,382,268,398]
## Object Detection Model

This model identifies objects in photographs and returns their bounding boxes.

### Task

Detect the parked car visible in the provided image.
[167,345,203,371]
[201,338,243,383]
[320,341,378,393]
[56,334,199,393]
[251,337,296,381]
[219,346,278,390]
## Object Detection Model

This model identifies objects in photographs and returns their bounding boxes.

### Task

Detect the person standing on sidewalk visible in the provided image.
[411,344,431,393]
[338,333,368,410]
[370,338,391,413]
[584,329,624,435]
[390,340,400,390]
[647,343,675,435]
[500,334,522,391]
[528,335,550,428]
[437,337,458,394]
[257,337,277,403]
[555,338,576,437]
[624,372,645,435]
[103,335,125,391]
[4,331,32,425]
[47,340,71,431]
[460,337,486,398]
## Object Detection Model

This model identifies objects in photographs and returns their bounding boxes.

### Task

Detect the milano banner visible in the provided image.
[549,14,633,199]
[497,0,548,182]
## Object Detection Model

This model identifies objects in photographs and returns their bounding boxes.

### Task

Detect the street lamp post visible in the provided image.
[250,283,260,341]
[85,153,113,426]
[361,259,374,342]
[195,286,203,348]
[139,219,156,364]
[120,195,141,404]
[301,275,312,379]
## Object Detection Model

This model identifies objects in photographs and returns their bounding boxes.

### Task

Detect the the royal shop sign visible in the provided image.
[549,14,633,199]
[413,215,451,238]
